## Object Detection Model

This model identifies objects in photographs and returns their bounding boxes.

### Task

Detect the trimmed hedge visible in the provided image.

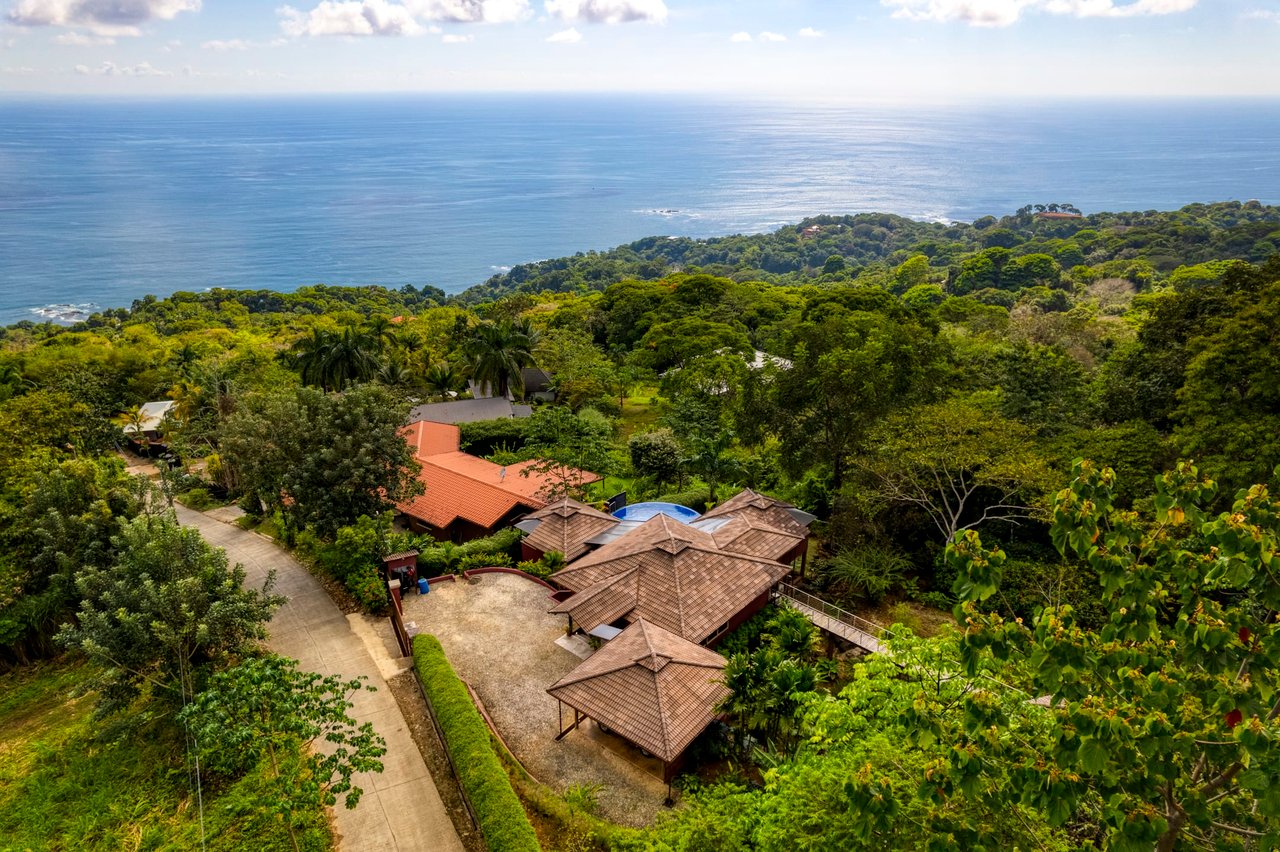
[413,635,541,852]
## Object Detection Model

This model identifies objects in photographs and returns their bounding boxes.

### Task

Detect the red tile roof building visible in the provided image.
[396,420,600,541]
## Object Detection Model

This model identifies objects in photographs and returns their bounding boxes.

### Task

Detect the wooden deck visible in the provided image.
[774,583,887,655]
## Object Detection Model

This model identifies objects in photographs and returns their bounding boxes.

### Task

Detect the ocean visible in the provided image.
[2,95,1280,325]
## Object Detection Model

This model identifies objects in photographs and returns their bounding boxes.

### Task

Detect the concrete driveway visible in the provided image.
[392,572,669,828]
[174,505,465,852]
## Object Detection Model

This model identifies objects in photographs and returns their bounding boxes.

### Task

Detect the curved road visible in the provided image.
[174,505,465,852]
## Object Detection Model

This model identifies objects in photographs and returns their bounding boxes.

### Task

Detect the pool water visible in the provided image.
[611,502,701,522]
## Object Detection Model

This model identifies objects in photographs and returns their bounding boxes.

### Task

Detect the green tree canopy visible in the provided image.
[58,512,284,714]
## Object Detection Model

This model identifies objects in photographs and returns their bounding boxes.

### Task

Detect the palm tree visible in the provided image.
[289,326,381,391]
[324,326,381,390]
[375,354,412,388]
[365,315,398,352]
[464,320,534,399]
[290,327,333,389]
[424,362,466,401]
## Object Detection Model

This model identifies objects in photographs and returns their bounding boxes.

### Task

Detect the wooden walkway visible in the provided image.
[774,583,887,655]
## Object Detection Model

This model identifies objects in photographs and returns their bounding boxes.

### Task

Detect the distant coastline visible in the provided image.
[3,95,1280,325]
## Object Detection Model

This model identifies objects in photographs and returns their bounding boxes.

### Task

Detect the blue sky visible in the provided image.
[1,0,1277,97]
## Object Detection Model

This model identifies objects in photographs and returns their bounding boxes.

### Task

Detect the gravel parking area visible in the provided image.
[389,573,670,828]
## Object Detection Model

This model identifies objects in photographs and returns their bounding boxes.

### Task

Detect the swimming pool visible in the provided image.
[610,502,701,522]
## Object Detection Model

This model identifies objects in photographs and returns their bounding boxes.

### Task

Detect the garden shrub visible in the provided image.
[456,552,512,573]
[346,565,387,614]
[654,487,712,513]
[820,545,912,605]
[458,418,529,456]
[413,635,540,852]
[716,602,783,658]
[178,488,217,511]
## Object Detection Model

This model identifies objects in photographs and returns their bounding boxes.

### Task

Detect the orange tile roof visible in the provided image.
[547,619,729,764]
[397,419,601,532]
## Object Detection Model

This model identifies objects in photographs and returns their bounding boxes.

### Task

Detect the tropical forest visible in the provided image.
[2,200,1280,852]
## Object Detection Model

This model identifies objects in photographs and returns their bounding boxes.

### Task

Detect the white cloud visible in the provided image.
[4,65,37,73]
[441,31,473,40]
[546,25,581,40]
[202,38,251,50]
[278,0,530,34]
[53,31,114,44]
[546,0,666,24]
[8,0,200,37]
[278,0,423,36]
[883,0,1196,26]
[405,0,531,23]
[1242,7,1280,20]
[798,26,823,37]
[758,30,786,40]
[75,59,173,75]
[729,30,751,41]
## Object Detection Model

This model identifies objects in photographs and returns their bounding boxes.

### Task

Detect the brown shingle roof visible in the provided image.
[550,514,789,643]
[703,514,807,562]
[547,619,729,763]
[701,488,810,537]
[522,497,620,561]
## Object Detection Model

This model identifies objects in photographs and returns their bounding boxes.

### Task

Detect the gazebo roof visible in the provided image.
[547,619,729,764]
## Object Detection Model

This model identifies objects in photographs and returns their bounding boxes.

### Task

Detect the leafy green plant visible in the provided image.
[563,782,603,816]
[179,655,385,852]
[413,635,540,852]
[820,544,912,605]
[345,565,387,613]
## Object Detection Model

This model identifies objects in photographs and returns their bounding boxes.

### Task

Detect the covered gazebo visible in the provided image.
[547,619,730,785]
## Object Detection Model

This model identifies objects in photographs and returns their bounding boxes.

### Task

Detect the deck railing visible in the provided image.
[775,582,892,642]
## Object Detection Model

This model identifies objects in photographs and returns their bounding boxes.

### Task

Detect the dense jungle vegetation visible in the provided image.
[2,200,1280,850]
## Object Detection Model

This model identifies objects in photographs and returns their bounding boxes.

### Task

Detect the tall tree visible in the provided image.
[855,396,1056,544]
[773,307,946,489]
[946,460,1280,851]
[58,512,284,714]
[464,320,535,399]
[221,384,423,538]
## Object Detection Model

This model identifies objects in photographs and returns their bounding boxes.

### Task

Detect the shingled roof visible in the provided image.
[520,497,620,561]
[700,488,814,537]
[397,420,600,532]
[547,619,729,764]
[694,514,807,563]
[549,514,790,644]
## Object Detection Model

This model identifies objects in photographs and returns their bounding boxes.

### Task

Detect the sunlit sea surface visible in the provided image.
[2,95,1279,324]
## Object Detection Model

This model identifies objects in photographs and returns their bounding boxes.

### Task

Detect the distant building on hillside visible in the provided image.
[122,400,177,443]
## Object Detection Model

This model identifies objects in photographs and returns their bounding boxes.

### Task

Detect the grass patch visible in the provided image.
[618,388,663,439]
[0,658,332,851]
[413,634,541,852]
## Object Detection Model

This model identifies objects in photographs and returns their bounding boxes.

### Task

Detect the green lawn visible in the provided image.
[0,659,332,852]
[618,386,663,438]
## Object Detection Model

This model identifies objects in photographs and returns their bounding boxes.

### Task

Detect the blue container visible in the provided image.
[417,578,430,595]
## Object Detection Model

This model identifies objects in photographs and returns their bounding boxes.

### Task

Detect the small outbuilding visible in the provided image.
[547,619,730,784]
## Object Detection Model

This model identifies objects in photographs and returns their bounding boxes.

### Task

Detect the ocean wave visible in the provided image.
[490,265,512,273]
[635,208,701,220]
[28,303,99,324]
